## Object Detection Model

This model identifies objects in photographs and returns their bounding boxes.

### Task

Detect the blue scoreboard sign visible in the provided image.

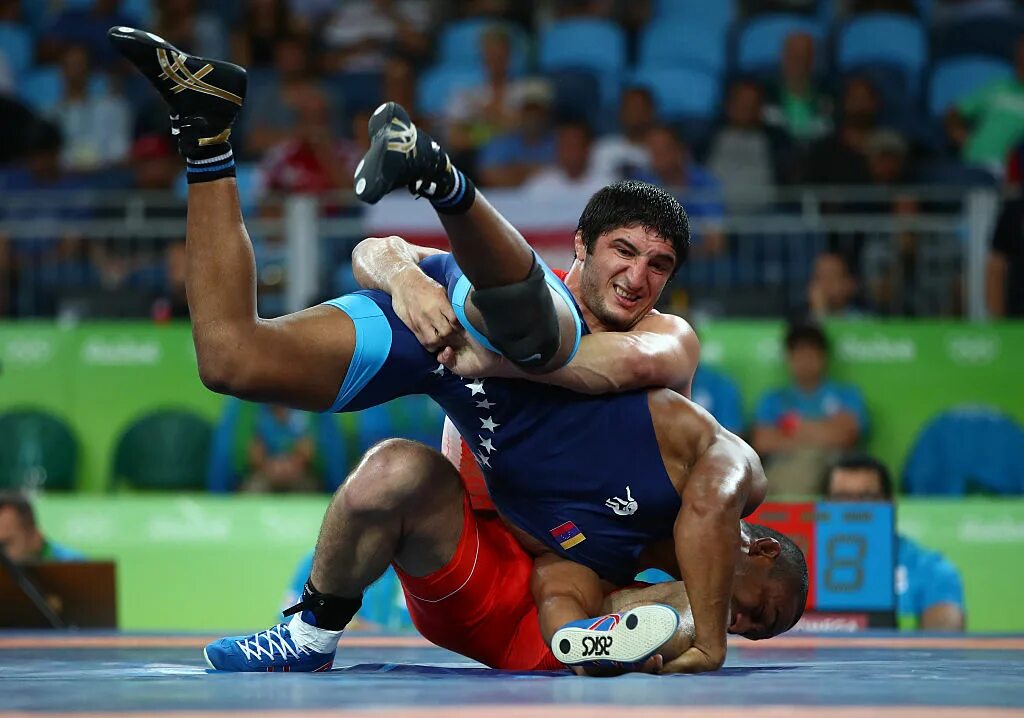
[749,501,896,629]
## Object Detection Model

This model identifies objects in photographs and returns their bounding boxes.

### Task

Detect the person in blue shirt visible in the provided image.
[0,492,85,564]
[824,455,966,631]
[753,320,868,495]
[691,365,745,436]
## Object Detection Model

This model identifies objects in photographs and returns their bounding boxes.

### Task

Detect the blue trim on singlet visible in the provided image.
[450,254,583,366]
[323,294,393,412]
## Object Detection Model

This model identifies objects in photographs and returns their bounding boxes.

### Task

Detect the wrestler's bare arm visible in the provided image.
[352,236,700,396]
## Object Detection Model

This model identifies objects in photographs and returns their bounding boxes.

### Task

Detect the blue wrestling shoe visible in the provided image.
[551,604,680,668]
[203,614,340,672]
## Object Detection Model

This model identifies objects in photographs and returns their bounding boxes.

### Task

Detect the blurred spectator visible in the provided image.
[477,80,556,187]
[53,45,131,171]
[322,0,432,72]
[38,0,133,67]
[0,95,44,166]
[753,321,868,495]
[0,492,84,564]
[802,76,879,185]
[987,194,1024,317]
[806,251,865,319]
[590,86,656,181]
[521,120,613,195]
[764,32,833,145]
[242,405,322,493]
[153,0,227,59]
[946,35,1024,172]
[865,129,912,186]
[151,239,189,321]
[244,35,322,158]
[0,122,94,317]
[691,365,745,436]
[707,78,794,211]
[260,83,351,194]
[446,26,529,167]
[634,125,726,256]
[232,0,303,68]
[825,455,966,631]
[382,56,419,123]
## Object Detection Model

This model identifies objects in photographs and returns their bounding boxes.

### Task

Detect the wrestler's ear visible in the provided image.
[573,231,585,262]
[750,537,781,560]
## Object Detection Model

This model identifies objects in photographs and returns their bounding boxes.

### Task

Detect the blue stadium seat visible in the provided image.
[736,14,824,75]
[837,13,928,89]
[929,56,1013,117]
[629,66,721,120]
[18,66,62,113]
[538,19,626,76]
[546,69,602,124]
[933,14,1024,61]
[903,406,1024,495]
[0,22,32,78]
[638,22,727,76]
[653,0,735,33]
[438,19,528,76]
[415,65,484,117]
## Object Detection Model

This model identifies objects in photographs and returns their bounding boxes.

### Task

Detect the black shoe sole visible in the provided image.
[355,102,411,205]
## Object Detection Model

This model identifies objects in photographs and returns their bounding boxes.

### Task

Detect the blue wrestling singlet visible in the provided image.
[323,253,681,585]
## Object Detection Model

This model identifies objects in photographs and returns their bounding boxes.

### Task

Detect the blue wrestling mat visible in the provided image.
[2,632,1024,717]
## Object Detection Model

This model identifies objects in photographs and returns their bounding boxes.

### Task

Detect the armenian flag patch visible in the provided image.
[549,520,586,550]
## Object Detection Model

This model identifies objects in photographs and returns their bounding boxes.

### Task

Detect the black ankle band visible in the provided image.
[185,142,236,184]
[431,169,476,215]
[282,578,362,630]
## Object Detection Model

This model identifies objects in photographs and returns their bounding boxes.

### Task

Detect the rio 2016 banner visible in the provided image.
[2,321,1022,491]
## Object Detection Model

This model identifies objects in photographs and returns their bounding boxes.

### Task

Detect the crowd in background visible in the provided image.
[1,0,1024,318]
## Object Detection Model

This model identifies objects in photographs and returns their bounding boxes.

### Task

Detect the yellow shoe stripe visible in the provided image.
[156,48,242,106]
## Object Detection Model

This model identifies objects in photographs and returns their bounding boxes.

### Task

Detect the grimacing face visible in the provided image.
[575,226,677,330]
[728,538,802,640]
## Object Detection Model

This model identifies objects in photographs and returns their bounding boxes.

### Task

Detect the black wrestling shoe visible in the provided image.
[354,101,455,205]
[107,26,246,155]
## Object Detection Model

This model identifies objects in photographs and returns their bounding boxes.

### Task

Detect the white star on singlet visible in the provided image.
[476,398,495,410]
[479,436,495,454]
[476,452,491,468]
[480,416,500,432]
[465,379,485,396]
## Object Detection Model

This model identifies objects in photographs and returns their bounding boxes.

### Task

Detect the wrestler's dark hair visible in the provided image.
[745,522,809,632]
[575,180,690,275]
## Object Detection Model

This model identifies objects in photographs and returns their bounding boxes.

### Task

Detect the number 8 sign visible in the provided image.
[816,502,895,611]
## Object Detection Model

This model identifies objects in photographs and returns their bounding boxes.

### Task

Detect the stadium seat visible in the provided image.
[638,22,727,77]
[933,14,1024,61]
[0,409,78,492]
[735,14,824,75]
[928,56,1013,117]
[113,410,213,491]
[653,0,735,33]
[0,22,33,78]
[837,13,928,89]
[546,68,602,124]
[538,19,627,76]
[415,65,484,117]
[438,19,528,76]
[629,66,721,120]
[354,397,445,456]
[903,407,1024,495]
[18,66,63,113]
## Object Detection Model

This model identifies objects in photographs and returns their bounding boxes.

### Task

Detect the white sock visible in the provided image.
[288,612,343,653]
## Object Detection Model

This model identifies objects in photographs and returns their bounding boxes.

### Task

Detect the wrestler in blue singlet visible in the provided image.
[324,253,679,585]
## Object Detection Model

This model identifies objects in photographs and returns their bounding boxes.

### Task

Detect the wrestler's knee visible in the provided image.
[340,438,458,516]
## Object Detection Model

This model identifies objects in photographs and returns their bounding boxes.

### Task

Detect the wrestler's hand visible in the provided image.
[659,645,725,674]
[437,335,509,378]
[391,266,461,352]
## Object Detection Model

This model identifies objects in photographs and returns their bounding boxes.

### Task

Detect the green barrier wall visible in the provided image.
[33,496,1024,633]
[3,321,1023,490]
